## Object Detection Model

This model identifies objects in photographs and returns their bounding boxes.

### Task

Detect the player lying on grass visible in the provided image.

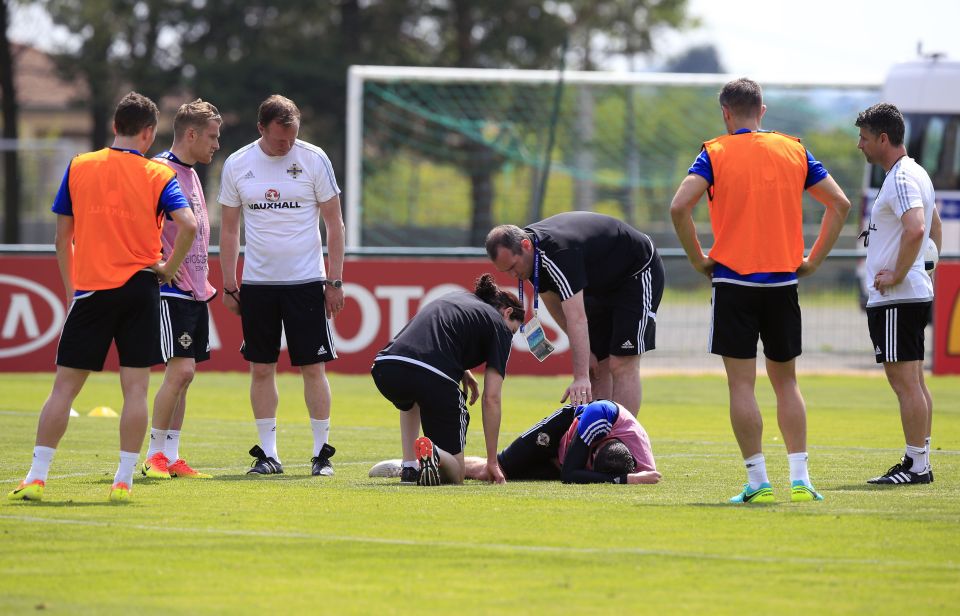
[467,399,660,484]
[371,400,660,485]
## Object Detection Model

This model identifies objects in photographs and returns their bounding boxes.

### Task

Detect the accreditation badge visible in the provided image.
[523,316,555,362]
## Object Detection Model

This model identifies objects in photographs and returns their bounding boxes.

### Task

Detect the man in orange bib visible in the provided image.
[7,92,197,504]
[669,78,851,504]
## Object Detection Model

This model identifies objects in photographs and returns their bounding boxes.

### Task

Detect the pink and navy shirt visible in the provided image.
[558,400,656,474]
[154,151,216,302]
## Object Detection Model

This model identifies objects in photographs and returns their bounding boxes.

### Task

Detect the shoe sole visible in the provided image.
[414,437,441,486]
[790,488,823,502]
[142,469,171,479]
[109,484,131,503]
[368,459,403,478]
[247,457,283,475]
[7,489,43,502]
[867,478,931,485]
[731,489,775,504]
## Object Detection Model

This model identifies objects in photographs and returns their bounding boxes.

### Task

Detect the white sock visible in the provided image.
[256,418,279,462]
[146,428,168,458]
[25,446,56,484]
[164,430,181,462]
[402,460,419,469]
[113,451,139,487]
[925,436,932,470]
[744,453,768,490]
[310,418,330,457]
[905,444,928,473]
[788,452,810,485]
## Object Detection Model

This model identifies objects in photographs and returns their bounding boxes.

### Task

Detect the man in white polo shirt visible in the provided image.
[856,102,941,486]
[219,94,345,477]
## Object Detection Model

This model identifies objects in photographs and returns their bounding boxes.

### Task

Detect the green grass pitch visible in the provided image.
[1,372,958,614]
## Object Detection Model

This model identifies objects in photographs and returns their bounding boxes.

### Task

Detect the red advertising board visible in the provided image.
[0,255,570,375]
[933,262,960,374]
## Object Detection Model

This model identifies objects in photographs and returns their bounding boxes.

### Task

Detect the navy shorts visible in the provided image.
[239,281,337,365]
[709,283,801,362]
[57,270,161,371]
[371,360,469,456]
[159,296,211,363]
[585,252,664,361]
[496,405,576,480]
[867,302,931,363]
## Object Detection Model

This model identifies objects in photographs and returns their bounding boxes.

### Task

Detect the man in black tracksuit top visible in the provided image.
[486,212,664,416]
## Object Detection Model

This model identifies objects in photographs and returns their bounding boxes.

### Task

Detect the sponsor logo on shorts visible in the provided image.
[318,345,327,355]
[875,345,882,355]
[179,333,193,349]
[536,432,550,447]
[621,340,635,350]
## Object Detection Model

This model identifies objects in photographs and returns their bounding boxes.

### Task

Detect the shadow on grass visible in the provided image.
[687,502,782,508]
[4,500,129,508]
[831,484,908,492]
[213,473,315,482]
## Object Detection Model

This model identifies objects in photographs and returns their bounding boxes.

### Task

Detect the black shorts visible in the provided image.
[159,297,210,363]
[710,283,801,362]
[867,302,931,363]
[239,281,337,366]
[57,270,161,371]
[496,405,576,480]
[585,252,664,361]
[371,360,469,456]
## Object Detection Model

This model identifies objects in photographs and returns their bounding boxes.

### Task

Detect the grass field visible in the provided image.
[1,371,958,614]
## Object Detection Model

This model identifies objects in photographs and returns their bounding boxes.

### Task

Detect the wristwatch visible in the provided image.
[328,279,343,289]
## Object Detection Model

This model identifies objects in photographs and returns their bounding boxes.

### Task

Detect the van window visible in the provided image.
[921,117,946,179]
[871,113,960,190]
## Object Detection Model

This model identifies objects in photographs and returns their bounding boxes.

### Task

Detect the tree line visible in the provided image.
[2,0,699,242]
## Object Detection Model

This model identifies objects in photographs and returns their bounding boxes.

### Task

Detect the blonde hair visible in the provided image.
[173,98,222,139]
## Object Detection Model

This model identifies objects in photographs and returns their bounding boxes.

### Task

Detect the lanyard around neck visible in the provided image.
[518,235,540,332]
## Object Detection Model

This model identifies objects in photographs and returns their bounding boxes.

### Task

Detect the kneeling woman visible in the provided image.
[371,274,523,485]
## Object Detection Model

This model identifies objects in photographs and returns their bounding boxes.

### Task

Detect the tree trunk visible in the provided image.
[573,86,595,212]
[468,142,494,245]
[0,0,20,243]
[339,0,360,58]
[453,0,496,242]
[86,24,113,151]
[91,98,109,150]
[622,84,638,226]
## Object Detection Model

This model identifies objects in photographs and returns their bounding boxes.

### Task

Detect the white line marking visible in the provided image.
[0,514,956,570]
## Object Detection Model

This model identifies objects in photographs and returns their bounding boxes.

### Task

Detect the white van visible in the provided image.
[858,57,960,304]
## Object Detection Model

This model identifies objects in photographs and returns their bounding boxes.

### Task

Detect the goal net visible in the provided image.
[346,66,879,248]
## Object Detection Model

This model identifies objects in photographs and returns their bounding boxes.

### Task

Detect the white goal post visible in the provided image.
[345,65,880,248]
